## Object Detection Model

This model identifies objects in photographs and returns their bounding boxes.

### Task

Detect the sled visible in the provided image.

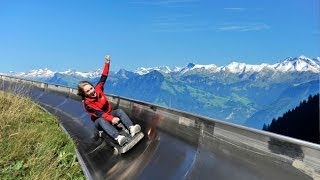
[98,123,144,154]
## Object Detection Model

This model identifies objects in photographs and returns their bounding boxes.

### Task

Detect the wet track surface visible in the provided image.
[1,80,313,180]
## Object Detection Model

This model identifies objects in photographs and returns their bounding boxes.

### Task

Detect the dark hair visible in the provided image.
[77,81,94,99]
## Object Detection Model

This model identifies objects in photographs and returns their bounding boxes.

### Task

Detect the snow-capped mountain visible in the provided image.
[135,66,181,75]
[223,62,269,74]
[222,55,320,74]
[59,68,102,78]
[272,55,320,73]
[5,68,102,79]
[3,55,319,79]
[4,68,56,79]
[135,55,320,75]
[1,55,318,130]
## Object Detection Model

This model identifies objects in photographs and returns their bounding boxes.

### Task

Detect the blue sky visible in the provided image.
[1,0,319,72]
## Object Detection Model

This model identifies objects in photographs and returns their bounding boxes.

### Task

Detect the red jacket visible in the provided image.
[83,62,114,122]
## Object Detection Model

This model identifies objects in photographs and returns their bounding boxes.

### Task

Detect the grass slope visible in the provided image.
[0,91,84,179]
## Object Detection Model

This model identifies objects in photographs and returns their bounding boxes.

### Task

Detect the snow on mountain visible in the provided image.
[223,62,269,73]
[135,66,180,75]
[134,55,319,75]
[192,64,221,72]
[10,68,56,78]
[313,57,320,65]
[178,63,195,74]
[272,55,320,73]
[172,67,182,72]
[4,68,102,79]
[3,55,319,79]
[60,68,101,78]
[135,67,154,75]
[180,55,320,74]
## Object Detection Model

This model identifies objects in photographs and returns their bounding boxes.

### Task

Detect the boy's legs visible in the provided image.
[110,109,133,129]
[111,108,141,137]
[94,118,120,139]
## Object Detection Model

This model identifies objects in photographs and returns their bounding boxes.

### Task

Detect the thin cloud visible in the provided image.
[218,23,270,32]
[130,0,199,6]
[152,17,270,33]
[154,14,193,21]
[224,7,246,11]
[152,21,186,29]
[151,13,216,32]
[152,24,216,32]
[224,7,264,11]
[158,0,199,4]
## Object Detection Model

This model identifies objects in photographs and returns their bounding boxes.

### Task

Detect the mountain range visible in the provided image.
[2,55,319,129]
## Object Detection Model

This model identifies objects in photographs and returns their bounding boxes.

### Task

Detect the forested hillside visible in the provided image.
[263,94,319,144]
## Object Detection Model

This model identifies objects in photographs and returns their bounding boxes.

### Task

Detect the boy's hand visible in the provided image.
[104,55,111,63]
[111,117,120,125]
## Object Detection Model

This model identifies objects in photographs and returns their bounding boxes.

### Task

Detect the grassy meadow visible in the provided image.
[0,91,84,179]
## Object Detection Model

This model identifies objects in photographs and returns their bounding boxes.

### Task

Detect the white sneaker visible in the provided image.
[115,135,127,146]
[129,124,141,137]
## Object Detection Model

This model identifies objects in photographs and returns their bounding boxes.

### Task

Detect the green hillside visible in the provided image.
[0,91,84,179]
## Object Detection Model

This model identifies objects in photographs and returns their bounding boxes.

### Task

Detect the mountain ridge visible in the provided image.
[2,55,319,78]
[1,55,318,129]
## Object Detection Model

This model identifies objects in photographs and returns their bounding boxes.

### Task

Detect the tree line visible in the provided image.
[263,94,319,144]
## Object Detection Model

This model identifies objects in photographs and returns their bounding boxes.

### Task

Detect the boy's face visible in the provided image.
[83,84,97,98]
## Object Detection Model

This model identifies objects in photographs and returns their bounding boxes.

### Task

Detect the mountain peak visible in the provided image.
[61,68,76,75]
[274,55,320,73]
[116,68,132,79]
[135,65,180,75]
[283,55,312,62]
[297,54,309,60]
[23,68,55,78]
[186,63,195,68]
